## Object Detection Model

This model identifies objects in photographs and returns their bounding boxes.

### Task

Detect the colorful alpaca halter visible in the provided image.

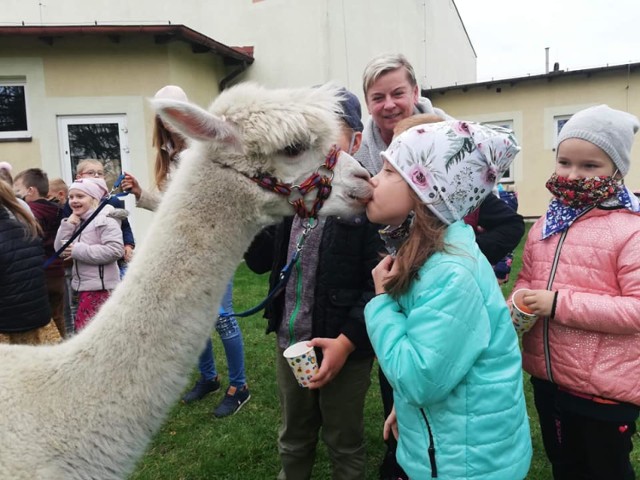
[251,145,340,219]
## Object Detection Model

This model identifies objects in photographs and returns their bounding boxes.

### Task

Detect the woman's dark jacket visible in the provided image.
[244,214,384,359]
[466,193,525,264]
[0,207,51,332]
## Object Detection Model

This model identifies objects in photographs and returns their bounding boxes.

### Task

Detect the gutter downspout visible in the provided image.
[219,61,250,91]
[626,62,631,112]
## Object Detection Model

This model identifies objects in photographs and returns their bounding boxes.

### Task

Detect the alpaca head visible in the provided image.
[153,83,372,219]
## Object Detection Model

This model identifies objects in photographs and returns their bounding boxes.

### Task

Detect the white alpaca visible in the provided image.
[0,83,372,479]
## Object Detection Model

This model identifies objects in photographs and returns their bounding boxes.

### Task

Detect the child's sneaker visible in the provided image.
[213,385,251,418]
[182,376,220,404]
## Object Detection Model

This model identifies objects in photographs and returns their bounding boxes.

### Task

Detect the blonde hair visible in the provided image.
[152,116,186,191]
[0,180,40,237]
[393,113,445,138]
[48,178,68,196]
[362,53,417,98]
[76,159,103,176]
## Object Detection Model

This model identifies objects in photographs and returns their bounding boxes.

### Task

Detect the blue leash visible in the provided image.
[43,173,128,269]
[48,172,313,320]
[220,218,315,319]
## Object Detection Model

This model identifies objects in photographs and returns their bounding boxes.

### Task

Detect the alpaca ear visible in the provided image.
[152,98,240,147]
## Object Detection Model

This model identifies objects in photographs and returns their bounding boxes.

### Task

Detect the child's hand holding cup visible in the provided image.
[60,239,74,260]
[283,341,319,388]
[511,289,539,334]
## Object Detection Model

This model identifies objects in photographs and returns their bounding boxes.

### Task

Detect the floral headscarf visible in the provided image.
[381,121,520,224]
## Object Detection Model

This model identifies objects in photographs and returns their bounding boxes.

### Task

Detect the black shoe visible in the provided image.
[212,385,251,418]
[182,376,220,403]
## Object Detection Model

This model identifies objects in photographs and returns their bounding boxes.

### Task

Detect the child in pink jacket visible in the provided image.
[54,178,124,332]
[514,105,640,480]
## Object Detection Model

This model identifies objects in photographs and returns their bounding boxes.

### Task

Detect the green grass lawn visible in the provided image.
[131,224,638,479]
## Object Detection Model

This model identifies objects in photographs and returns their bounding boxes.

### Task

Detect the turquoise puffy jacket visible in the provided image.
[365,222,531,479]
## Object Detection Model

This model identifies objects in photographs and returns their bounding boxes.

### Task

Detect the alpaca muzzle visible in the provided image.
[251,146,340,219]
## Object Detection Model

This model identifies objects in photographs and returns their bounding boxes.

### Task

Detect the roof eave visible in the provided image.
[0,24,255,65]
[423,61,640,96]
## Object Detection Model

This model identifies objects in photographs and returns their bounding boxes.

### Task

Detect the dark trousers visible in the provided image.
[277,347,373,480]
[378,367,408,480]
[532,378,637,480]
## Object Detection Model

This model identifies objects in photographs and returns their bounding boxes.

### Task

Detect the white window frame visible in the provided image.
[57,113,135,225]
[57,114,131,185]
[0,78,30,140]
[482,119,514,183]
[554,115,572,148]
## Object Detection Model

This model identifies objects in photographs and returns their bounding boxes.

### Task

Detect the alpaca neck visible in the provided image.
[62,158,271,476]
[103,160,262,370]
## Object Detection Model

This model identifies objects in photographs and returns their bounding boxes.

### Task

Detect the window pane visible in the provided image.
[556,118,569,135]
[67,122,122,188]
[0,85,27,132]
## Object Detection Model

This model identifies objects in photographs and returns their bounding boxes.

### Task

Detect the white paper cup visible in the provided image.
[511,289,539,334]
[283,341,318,388]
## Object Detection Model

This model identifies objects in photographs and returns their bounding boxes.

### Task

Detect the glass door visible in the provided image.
[57,114,130,190]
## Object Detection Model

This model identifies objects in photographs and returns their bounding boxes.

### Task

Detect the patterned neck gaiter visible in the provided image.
[378,213,414,257]
[542,178,640,239]
[545,173,619,209]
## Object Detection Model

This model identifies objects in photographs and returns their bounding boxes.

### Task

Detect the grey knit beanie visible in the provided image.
[556,105,639,176]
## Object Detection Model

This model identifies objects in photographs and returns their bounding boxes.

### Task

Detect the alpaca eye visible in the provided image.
[283,143,307,157]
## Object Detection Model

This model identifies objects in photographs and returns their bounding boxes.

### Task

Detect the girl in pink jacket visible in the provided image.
[514,105,640,480]
[54,178,124,332]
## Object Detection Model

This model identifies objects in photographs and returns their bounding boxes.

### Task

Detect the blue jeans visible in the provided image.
[198,280,247,388]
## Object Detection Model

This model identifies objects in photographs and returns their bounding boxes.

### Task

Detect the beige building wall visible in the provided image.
[0,34,227,236]
[2,0,476,93]
[2,0,477,239]
[425,67,640,218]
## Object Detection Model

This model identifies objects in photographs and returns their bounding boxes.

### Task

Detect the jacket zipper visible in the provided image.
[99,264,105,291]
[543,206,594,383]
[287,258,303,346]
[543,229,567,383]
[420,408,438,478]
[74,229,82,292]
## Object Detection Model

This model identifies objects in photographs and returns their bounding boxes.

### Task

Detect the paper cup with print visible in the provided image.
[283,341,318,388]
[511,289,539,334]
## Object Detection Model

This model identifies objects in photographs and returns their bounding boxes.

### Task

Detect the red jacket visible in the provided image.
[28,198,64,278]
[515,207,640,405]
